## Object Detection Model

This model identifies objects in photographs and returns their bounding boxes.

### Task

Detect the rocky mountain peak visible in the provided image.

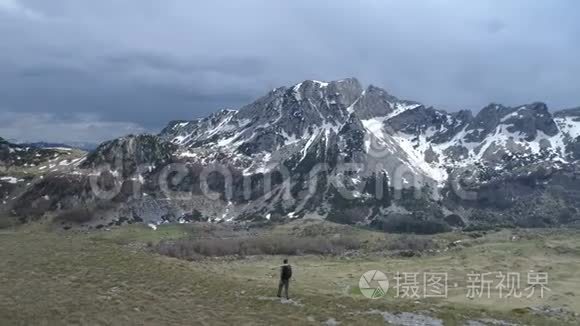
[351,85,420,120]
[526,102,549,112]
[288,78,363,109]
[465,103,509,141]
[464,102,558,142]
[81,134,176,177]
[4,77,580,230]
[555,106,580,119]
[500,102,558,140]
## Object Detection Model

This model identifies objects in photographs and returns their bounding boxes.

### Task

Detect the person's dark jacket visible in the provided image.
[281,264,292,281]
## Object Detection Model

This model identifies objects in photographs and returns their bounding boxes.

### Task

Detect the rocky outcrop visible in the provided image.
[81,134,176,177]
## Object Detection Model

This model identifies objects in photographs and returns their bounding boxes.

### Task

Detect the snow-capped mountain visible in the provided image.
[2,78,580,231]
[161,79,580,186]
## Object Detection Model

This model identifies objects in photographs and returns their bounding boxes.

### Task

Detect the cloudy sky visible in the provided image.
[0,0,578,144]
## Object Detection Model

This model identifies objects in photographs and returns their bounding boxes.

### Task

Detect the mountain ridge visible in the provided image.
[2,78,580,231]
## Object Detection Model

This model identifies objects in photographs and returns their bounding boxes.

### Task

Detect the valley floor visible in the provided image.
[1,221,579,325]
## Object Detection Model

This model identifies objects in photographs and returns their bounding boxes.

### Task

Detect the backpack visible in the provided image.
[281,264,292,280]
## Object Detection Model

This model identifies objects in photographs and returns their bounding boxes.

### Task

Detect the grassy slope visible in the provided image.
[1,222,579,325]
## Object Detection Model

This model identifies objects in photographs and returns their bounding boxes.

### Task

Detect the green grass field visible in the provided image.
[1,221,579,325]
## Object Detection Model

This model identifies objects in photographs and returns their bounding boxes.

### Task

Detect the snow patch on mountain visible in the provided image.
[0,176,22,184]
[386,102,422,120]
[391,133,448,183]
[557,116,580,139]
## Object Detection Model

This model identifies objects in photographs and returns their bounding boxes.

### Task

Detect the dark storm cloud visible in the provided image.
[0,52,260,127]
[0,0,579,142]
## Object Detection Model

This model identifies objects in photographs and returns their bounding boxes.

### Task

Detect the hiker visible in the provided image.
[277,259,292,299]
